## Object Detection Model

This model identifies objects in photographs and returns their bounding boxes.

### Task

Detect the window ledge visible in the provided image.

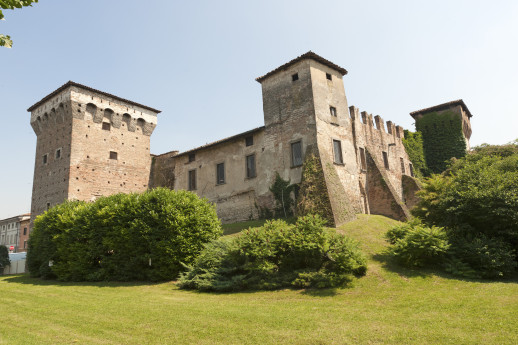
[333,162,345,166]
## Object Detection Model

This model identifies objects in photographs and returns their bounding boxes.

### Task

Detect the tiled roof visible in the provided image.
[173,126,266,158]
[256,51,348,83]
[410,99,473,118]
[27,81,161,113]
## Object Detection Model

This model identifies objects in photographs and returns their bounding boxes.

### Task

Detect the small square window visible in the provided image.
[245,136,253,147]
[216,163,225,185]
[292,73,299,81]
[330,106,337,117]
[55,149,61,159]
[102,122,111,131]
[110,151,118,160]
[326,73,332,80]
[188,153,195,162]
[42,154,48,164]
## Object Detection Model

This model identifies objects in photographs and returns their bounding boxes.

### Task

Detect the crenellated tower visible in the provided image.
[28,81,160,225]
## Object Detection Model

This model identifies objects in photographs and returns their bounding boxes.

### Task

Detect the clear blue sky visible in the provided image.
[1,0,517,219]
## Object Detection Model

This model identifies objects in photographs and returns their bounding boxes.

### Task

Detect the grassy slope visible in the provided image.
[1,215,517,345]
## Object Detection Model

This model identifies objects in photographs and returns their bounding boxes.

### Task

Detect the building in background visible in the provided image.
[0,214,31,253]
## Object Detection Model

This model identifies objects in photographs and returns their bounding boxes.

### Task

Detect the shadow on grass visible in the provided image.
[1,274,164,288]
[372,252,518,284]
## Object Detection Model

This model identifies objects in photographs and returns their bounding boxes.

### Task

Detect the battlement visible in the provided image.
[29,81,159,137]
[349,106,404,141]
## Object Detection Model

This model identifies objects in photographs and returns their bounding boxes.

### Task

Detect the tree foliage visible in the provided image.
[388,141,518,278]
[1,0,38,48]
[179,215,367,291]
[0,245,10,271]
[27,188,222,281]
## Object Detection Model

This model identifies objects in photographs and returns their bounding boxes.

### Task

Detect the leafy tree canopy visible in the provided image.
[1,0,38,48]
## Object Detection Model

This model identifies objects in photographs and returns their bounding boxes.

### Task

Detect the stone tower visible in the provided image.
[410,99,473,173]
[256,52,363,225]
[28,81,160,225]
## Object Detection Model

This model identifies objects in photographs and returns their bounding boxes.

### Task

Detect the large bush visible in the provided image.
[179,215,367,291]
[412,143,518,246]
[386,222,450,267]
[27,188,221,281]
[386,222,517,279]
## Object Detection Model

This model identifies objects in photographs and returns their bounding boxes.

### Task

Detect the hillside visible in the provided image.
[0,215,516,344]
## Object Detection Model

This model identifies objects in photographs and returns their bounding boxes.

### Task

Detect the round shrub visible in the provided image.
[178,215,367,291]
[27,188,221,281]
[387,224,450,267]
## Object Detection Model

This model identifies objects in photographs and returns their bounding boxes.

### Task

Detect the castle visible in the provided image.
[28,52,472,226]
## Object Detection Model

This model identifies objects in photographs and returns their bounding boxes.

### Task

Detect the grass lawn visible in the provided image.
[1,215,517,344]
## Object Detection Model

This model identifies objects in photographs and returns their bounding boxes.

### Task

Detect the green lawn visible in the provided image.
[1,215,517,345]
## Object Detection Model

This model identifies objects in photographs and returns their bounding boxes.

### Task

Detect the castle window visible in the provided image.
[382,151,390,170]
[330,106,337,117]
[409,163,414,177]
[188,153,195,162]
[400,157,405,174]
[245,135,254,147]
[46,202,51,211]
[24,240,27,249]
[216,163,225,185]
[23,228,27,236]
[246,154,256,178]
[110,151,118,160]
[359,147,367,170]
[326,73,332,81]
[291,141,303,167]
[102,122,111,131]
[292,73,299,82]
[188,170,196,190]
[55,148,61,159]
[42,154,48,164]
[333,140,343,164]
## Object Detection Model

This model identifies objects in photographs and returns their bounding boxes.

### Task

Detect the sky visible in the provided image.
[1,0,517,219]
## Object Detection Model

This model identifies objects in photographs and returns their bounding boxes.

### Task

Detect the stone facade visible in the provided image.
[29,53,432,227]
[151,52,419,225]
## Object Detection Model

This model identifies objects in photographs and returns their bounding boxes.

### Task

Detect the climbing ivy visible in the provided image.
[296,153,335,226]
[269,173,297,218]
[402,130,430,178]
[415,111,467,174]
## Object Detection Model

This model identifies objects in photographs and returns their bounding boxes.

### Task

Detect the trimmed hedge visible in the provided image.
[179,215,367,291]
[27,188,221,281]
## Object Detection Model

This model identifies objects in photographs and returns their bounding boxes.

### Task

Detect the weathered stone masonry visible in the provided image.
[29,52,459,226]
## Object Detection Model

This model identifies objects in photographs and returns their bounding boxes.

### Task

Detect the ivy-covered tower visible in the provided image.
[410,100,472,173]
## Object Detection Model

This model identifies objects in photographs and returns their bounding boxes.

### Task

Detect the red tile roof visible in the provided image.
[27,81,161,113]
[256,51,348,83]
[410,99,472,118]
